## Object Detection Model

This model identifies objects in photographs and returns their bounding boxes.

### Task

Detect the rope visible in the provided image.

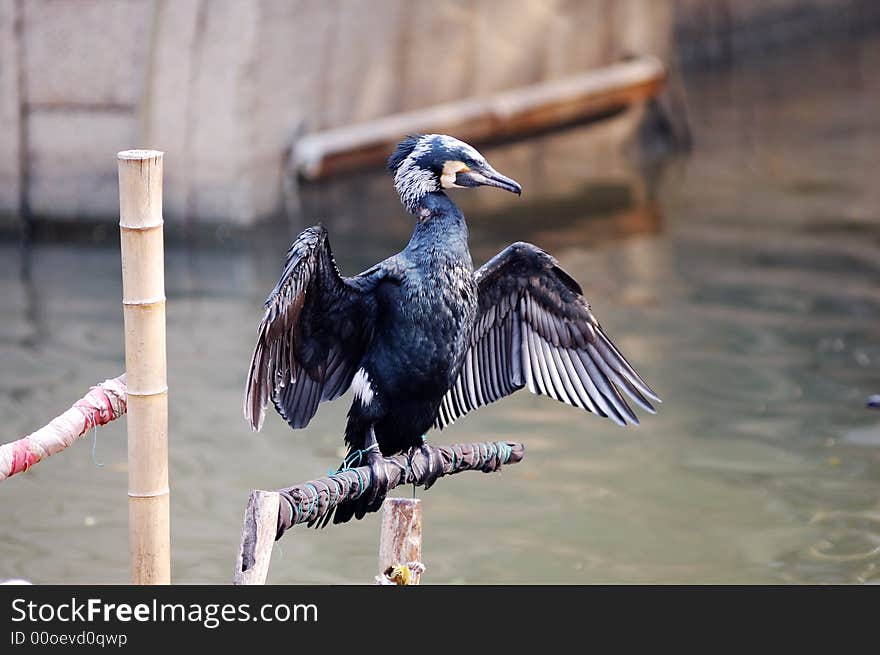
[338,443,379,500]
[495,441,513,464]
[90,427,104,468]
[303,483,320,520]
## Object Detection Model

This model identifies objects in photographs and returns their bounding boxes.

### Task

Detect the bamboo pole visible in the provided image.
[118,149,170,585]
[377,499,423,585]
[234,491,281,586]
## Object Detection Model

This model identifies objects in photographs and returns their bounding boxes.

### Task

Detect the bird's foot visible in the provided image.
[418,442,444,491]
[363,428,388,508]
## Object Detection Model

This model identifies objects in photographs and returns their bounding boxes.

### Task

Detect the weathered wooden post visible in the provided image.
[234,490,280,586]
[118,149,171,584]
[377,498,423,585]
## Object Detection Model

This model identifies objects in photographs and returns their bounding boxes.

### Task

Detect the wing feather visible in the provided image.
[244,226,376,431]
[433,242,659,430]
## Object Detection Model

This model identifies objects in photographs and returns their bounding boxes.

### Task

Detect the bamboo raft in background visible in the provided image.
[234,441,525,585]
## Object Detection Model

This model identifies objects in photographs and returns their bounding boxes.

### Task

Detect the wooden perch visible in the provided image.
[234,440,524,584]
[276,441,523,536]
[0,375,127,481]
[294,55,665,179]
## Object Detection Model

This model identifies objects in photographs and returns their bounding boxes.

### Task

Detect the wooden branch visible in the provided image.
[276,441,523,538]
[294,56,665,179]
[234,440,523,584]
[0,375,127,481]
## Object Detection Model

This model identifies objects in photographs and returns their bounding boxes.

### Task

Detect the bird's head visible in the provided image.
[387,134,521,213]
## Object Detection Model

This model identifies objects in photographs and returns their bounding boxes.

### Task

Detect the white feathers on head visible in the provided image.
[394,135,438,213]
[392,134,486,213]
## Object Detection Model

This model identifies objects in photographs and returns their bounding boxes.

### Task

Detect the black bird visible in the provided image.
[244,133,660,525]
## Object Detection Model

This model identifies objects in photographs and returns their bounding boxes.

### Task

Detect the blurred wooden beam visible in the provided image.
[294,55,665,180]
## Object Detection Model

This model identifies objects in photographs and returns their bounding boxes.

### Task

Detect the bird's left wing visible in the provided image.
[434,242,660,430]
[245,226,379,431]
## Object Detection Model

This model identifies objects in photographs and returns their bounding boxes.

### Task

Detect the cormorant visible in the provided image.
[244,134,660,525]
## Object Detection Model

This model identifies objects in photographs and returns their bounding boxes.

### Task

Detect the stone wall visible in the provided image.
[0,0,875,228]
[0,0,673,228]
[675,0,880,65]
[0,1,21,223]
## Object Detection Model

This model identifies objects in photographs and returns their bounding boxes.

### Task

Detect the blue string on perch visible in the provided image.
[275,440,523,539]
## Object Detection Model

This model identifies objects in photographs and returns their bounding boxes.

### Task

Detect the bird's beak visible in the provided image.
[455,164,522,196]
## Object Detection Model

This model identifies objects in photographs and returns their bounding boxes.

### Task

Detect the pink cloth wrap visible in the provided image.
[0,375,127,481]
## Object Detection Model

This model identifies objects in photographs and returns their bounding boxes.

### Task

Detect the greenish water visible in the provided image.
[2,36,879,584]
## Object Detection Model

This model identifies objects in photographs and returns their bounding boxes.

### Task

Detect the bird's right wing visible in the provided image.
[244,226,377,431]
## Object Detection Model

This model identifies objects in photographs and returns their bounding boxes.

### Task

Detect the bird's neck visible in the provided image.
[413,190,457,217]
[406,192,471,262]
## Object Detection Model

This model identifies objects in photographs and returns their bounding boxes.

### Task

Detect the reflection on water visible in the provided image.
[2,35,880,584]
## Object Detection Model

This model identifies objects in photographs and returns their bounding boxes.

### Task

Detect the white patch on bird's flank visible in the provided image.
[351,368,375,406]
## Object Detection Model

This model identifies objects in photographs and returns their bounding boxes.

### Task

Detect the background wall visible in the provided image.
[0,0,876,228]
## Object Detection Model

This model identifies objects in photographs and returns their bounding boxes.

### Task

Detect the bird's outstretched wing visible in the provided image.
[245,226,376,431]
[434,242,660,430]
